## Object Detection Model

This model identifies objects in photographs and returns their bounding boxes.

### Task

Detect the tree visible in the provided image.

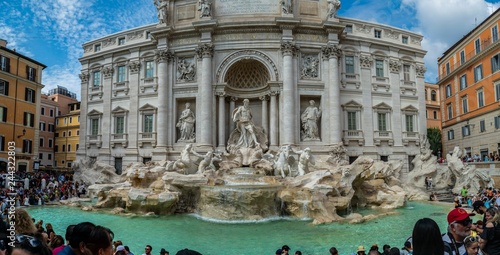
[427,127,442,157]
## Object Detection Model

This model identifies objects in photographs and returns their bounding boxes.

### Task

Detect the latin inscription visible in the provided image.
[215,0,278,15]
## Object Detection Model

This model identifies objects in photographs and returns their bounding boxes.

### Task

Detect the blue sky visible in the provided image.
[1,0,499,99]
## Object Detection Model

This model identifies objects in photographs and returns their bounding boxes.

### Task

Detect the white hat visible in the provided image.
[116,245,125,252]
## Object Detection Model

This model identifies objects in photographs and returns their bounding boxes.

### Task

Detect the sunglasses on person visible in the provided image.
[15,234,42,248]
[453,218,473,226]
[464,235,479,243]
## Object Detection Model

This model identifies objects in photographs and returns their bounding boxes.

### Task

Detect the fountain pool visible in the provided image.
[27,202,462,255]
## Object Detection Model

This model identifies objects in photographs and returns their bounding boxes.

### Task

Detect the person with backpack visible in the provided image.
[443,208,475,255]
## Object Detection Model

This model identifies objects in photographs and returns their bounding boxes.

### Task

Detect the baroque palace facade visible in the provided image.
[77,0,426,173]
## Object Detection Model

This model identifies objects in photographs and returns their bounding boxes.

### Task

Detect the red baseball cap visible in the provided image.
[447,208,475,224]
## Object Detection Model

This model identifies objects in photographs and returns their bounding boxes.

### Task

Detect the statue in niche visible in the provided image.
[281,0,292,14]
[295,147,315,176]
[177,102,196,142]
[198,0,212,18]
[327,0,341,19]
[301,55,319,79]
[177,58,196,82]
[232,99,260,149]
[301,100,322,141]
[154,0,168,24]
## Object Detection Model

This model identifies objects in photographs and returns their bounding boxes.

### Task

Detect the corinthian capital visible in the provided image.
[196,43,214,59]
[280,41,298,56]
[155,48,174,63]
[321,44,342,59]
[79,72,89,83]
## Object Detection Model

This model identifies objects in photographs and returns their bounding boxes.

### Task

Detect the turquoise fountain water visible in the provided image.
[26,202,469,255]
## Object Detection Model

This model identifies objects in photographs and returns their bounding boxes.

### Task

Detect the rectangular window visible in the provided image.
[41,107,45,115]
[405,115,414,132]
[91,119,99,136]
[462,125,470,137]
[49,109,54,117]
[27,66,36,81]
[380,156,389,162]
[117,65,126,82]
[448,130,455,140]
[491,54,500,73]
[48,139,53,148]
[460,74,467,90]
[375,60,384,77]
[25,88,35,103]
[374,30,382,38]
[76,144,79,150]
[39,138,44,147]
[48,124,54,132]
[22,139,32,153]
[146,32,151,39]
[477,89,484,107]
[68,144,71,152]
[64,118,67,124]
[0,79,9,96]
[347,112,357,130]
[23,112,34,127]
[475,39,481,54]
[402,36,408,44]
[494,25,499,42]
[0,106,6,122]
[446,84,452,98]
[143,114,153,133]
[480,120,486,132]
[95,44,101,52]
[48,153,52,160]
[0,55,10,72]
[39,122,46,131]
[93,71,101,87]
[145,61,154,78]
[403,65,411,81]
[495,116,500,129]
[460,51,466,64]
[115,116,125,134]
[118,37,125,45]
[446,63,450,74]
[345,25,353,33]
[462,97,468,114]
[0,136,4,151]
[474,65,483,82]
[345,56,355,74]
[378,113,387,131]
[433,111,437,119]
[62,145,65,152]
[447,104,453,120]
[496,82,500,101]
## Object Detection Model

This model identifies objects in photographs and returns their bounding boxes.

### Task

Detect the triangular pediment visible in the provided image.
[139,103,157,111]
[402,105,418,112]
[112,106,128,113]
[87,109,103,116]
[373,102,392,110]
[342,100,362,110]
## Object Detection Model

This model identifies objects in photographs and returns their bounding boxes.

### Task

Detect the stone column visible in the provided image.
[217,92,226,147]
[260,95,269,137]
[280,41,298,145]
[155,49,171,149]
[166,52,175,148]
[269,91,279,147]
[229,97,238,130]
[196,43,214,147]
[324,44,342,144]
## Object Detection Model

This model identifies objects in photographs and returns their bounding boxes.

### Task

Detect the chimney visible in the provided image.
[0,39,6,48]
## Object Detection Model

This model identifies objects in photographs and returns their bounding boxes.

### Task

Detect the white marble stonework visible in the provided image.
[77,0,426,174]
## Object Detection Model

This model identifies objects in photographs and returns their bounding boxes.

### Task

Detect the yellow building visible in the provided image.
[0,39,46,172]
[437,9,500,159]
[425,82,442,130]
[55,102,80,170]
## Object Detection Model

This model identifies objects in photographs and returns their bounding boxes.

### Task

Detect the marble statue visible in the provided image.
[281,0,292,14]
[197,150,215,174]
[274,145,295,178]
[301,55,319,79]
[295,147,315,176]
[154,0,168,24]
[177,103,196,142]
[301,100,321,141]
[170,143,204,175]
[198,0,212,18]
[327,0,341,19]
[232,99,260,149]
[177,58,196,82]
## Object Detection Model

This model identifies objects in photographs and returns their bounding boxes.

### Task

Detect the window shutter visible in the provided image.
[25,88,28,101]
[5,58,9,73]
[23,112,27,126]
[2,107,6,122]
[30,113,34,127]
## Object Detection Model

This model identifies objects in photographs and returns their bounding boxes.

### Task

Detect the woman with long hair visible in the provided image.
[480,207,500,255]
[412,218,444,255]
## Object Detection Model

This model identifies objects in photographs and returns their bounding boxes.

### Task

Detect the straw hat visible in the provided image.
[357,246,365,252]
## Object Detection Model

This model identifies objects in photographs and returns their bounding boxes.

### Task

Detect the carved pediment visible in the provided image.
[139,103,157,111]
[373,102,392,110]
[88,109,103,116]
[342,100,363,110]
[402,105,418,113]
[111,106,129,113]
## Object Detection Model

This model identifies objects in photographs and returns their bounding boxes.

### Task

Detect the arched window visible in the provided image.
[431,90,437,101]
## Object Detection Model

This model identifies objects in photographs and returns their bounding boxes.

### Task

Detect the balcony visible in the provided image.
[89,85,103,100]
[86,134,102,148]
[374,131,393,146]
[343,130,364,146]
[112,81,130,97]
[111,133,128,148]
[138,132,157,147]
[403,131,419,146]
[341,73,361,89]
[140,77,158,93]
[372,76,390,92]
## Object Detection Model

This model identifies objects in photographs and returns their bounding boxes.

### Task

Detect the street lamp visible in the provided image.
[17,128,26,138]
